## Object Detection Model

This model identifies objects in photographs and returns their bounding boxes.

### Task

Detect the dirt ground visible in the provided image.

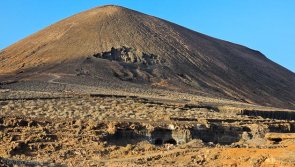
[0,90,294,166]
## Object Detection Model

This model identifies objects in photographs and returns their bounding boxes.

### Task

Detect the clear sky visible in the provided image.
[1,0,294,72]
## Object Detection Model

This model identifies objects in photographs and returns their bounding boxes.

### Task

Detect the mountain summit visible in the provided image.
[1,5,295,108]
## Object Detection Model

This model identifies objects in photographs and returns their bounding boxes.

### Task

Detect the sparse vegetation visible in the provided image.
[0,4,294,167]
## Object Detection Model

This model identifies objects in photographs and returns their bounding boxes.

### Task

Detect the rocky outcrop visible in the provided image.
[93,46,163,66]
[241,109,295,120]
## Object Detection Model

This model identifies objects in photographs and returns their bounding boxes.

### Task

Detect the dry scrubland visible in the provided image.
[0,4,295,167]
[0,90,295,166]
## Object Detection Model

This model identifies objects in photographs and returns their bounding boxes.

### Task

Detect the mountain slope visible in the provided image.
[0,5,295,109]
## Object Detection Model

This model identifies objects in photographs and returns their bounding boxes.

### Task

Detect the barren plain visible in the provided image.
[0,88,294,166]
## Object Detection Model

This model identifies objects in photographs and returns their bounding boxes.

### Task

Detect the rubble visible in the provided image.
[0,91,294,166]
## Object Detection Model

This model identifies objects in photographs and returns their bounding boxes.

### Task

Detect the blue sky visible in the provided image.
[1,0,294,72]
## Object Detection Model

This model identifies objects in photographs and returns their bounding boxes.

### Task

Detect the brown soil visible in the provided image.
[0,91,294,166]
[1,5,295,167]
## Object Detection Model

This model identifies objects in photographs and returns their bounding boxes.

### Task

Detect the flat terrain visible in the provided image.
[0,90,295,166]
